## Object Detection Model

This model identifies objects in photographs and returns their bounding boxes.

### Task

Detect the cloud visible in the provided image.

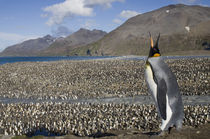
[113,10,140,24]
[43,0,123,26]
[85,0,124,8]
[43,0,93,26]
[119,10,140,19]
[51,26,73,37]
[113,19,123,24]
[0,32,39,51]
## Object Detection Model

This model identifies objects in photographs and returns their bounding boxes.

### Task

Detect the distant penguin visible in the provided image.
[145,33,184,133]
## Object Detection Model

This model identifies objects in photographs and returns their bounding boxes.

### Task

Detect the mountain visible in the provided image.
[0,35,55,56]
[70,4,210,56]
[39,28,107,56]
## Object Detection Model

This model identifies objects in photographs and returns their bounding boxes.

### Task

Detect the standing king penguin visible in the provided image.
[145,33,184,134]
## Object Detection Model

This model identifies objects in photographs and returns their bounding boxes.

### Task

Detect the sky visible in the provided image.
[0,0,210,51]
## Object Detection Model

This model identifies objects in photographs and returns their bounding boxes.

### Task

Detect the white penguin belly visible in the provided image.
[161,94,173,130]
[145,65,157,101]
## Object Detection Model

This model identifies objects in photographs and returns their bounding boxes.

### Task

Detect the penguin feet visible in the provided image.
[157,131,168,136]
[168,126,173,134]
[157,126,176,136]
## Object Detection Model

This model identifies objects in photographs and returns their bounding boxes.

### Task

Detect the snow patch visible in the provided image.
[166,10,170,13]
[185,26,190,32]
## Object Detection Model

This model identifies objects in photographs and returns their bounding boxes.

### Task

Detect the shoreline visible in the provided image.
[0,55,210,66]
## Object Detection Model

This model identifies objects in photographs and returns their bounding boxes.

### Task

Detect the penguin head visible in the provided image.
[148,33,161,58]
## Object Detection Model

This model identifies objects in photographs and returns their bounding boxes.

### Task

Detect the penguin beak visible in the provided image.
[149,32,154,48]
[150,36,154,48]
[155,33,160,48]
[148,33,161,58]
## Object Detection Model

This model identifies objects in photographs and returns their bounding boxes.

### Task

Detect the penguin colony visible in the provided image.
[0,58,209,100]
[0,103,209,136]
[145,33,184,133]
[0,57,209,136]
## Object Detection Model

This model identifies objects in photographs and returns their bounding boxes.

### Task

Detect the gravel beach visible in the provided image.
[0,57,209,138]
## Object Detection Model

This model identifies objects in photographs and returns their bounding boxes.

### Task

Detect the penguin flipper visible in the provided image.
[157,79,167,120]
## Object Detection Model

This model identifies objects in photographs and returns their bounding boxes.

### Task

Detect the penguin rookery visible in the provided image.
[145,33,184,135]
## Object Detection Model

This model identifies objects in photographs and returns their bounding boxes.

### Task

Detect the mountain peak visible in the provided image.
[76,28,107,34]
[0,35,55,56]
[77,28,90,32]
[168,4,186,7]
[43,34,52,38]
[43,35,55,40]
[39,28,107,56]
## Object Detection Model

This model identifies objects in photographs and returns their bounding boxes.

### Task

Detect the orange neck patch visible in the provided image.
[153,53,160,57]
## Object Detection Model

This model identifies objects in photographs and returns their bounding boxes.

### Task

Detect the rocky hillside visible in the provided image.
[39,28,107,56]
[0,29,106,57]
[0,35,55,56]
[70,4,210,56]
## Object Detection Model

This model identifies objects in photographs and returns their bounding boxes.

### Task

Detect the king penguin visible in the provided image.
[145,33,184,133]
